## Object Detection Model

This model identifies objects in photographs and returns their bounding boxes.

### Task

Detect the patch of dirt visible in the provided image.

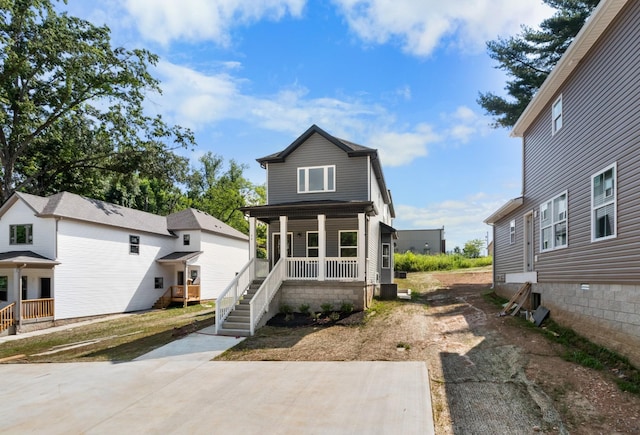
[217,269,640,434]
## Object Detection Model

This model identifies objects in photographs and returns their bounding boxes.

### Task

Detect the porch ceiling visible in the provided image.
[241,200,377,222]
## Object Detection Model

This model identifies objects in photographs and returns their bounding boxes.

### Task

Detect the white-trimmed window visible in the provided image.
[154,277,164,289]
[298,165,335,193]
[10,224,33,245]
[183,234,190,246]
[540,191,567,251]
[129,235,140,255]
[509,220,516,244]
[339,230,358,257]
[552,95,563,134]
[307,231,319,257]
[592,163,616,241]
[382,243,390,268]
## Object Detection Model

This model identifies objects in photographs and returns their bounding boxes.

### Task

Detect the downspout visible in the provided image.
[183,260,189,308]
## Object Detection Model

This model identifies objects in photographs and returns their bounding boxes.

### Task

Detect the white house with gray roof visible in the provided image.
[0,191,248,334]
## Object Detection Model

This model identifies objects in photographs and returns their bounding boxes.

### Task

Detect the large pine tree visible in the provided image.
[478,0,600,128]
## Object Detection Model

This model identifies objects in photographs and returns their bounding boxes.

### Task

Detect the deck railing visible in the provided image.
[285,257,359,280]
[170,285,201,301]
[21,298,54,321]
[250,257,286,335]
[0,303,15,334]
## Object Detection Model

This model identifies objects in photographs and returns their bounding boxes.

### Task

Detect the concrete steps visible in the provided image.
[217,279,264,337]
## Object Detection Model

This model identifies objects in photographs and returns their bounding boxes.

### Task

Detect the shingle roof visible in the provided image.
[166,208,248,241]
[6,191,248,241]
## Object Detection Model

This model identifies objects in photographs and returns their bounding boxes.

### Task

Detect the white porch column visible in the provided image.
[183,261,189,308]
[14,266,22,328]
[318,214,326,281]
[279,215,288,262]
[358,213,366,281]
[249,217,257,261]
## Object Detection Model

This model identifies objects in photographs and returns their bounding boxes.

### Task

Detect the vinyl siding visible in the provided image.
[518,0,640,283]
[0,199,57,259]
[54,220,173,319]
[266,133,369,204]
[197,233,248,300]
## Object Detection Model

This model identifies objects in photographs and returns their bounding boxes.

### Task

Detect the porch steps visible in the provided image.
[217,279,264,337]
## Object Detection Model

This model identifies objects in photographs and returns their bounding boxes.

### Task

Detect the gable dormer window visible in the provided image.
[298,165,335,193]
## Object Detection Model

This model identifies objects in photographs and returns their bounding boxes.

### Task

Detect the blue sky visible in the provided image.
[66,0,553,252]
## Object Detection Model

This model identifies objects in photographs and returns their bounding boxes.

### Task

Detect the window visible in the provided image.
[0,276,7,301]
[129,235,140,254]
[183,234,190,246]
[540,191,568,251]
[509,220,516,244]
[307,232,319,257]
[297,165,335,193]
[592,163,616,241]
[552,95,563,134]
[339,231,357,257]
[10,224,33,245]
[382,243,390,268]
[21,276,27,300]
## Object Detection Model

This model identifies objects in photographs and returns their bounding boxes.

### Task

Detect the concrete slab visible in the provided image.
[134,326,245,361]
[0,360,434,434]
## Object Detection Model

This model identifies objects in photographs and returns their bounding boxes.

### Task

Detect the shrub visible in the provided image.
[298,303,310,315]
[328,311,340,321]
[340,302,354,314]
[394,252,492,273]
[320,302,333,314]
[279,304,293,315]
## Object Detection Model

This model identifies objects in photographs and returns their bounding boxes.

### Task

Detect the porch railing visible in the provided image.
[21,298,54,321]
[0,303,15,334]
[216,258,266,334]
[285,257,360,280]
[170,285,201,301]
[250,257,286,335]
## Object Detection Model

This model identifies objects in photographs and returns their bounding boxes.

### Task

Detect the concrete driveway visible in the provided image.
[0,328,434,434]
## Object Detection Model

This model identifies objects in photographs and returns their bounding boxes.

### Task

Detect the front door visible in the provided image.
[272,232,292,268]
[177,271,185,286]
[40,278,51,298]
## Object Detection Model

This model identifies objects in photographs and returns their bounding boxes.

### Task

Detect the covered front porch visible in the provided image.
[156,251,203,308]
[0,251,58,335]
[243,201,377,282]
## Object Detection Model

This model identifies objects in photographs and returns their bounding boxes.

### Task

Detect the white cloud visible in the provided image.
[122,0,306,45]
[331,0,553,56]
[367,124,440,167]
[394,193,505,251]
[442,105,491,144]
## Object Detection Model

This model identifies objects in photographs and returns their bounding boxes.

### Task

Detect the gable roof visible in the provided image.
[512,0,630,137]
[166,208,248,241]
[257,124,393,208]
[1,191,248,241]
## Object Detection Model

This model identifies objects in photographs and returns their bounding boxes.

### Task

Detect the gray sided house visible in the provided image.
[485,0,640,366]
[215,124,396,336]
[395,228,446,255]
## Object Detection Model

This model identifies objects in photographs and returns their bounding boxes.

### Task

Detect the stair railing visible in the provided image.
[249,257,286,335]
[215,258,256,334]
[0,303,16,335]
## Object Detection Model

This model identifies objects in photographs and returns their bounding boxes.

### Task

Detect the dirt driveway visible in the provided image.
[218,270,640,434]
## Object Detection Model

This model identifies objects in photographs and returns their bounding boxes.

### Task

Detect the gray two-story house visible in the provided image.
[215,124,396,336]
[485,0,640,366]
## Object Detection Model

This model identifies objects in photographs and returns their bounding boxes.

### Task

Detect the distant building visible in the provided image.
[395,229,445,255]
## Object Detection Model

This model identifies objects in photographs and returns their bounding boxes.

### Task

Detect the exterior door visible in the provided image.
[177,271,185,286]
[40,278,51,298]
[525,212,534,272]
[21,276,28,300]
[272,233,292,268]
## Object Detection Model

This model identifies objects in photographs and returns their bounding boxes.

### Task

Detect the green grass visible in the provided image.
[394,252,492,272]
[0,304,216,363]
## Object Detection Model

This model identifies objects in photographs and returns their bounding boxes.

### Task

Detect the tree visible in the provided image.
[478,0,599,128]
[0,0,194,202]
[185,152,265,234]
[463,239,484,258]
